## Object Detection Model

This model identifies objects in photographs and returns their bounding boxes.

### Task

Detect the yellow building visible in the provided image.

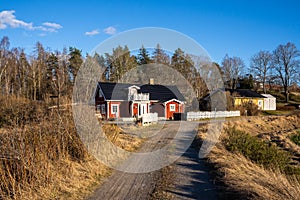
[200,89,276,111]
[228,89,270,110]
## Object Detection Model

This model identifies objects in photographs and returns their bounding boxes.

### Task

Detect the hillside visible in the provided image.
[0,96,142,200]
[202,113,300,199]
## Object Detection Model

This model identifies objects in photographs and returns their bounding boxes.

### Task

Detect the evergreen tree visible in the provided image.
[105,45,137,81]
[46,53,59,94]
[137,45,151,65]
[171,48,192,78]
[68,47,83,82]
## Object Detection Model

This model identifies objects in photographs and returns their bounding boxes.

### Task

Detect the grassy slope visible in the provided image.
[0,96,142,200]
[201,115,300,199]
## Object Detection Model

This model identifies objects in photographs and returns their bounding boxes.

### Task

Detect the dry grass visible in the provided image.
[0,95,145,199]
[224,115,300,136]
[200,115,300,199]
[209,146,300,200]
[0,96,113,200]
[102,124,144,152]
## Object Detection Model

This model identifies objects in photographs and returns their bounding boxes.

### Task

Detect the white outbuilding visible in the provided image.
[261,94,276,110]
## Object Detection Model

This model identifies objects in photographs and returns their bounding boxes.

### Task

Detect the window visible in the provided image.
[101,104,106,114]
[99,90,103,98]
[170,104,176,111]
[96,105,101,112]
[112,105,118,113]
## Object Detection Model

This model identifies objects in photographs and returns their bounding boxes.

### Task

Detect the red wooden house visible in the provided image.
[95,82,185,120]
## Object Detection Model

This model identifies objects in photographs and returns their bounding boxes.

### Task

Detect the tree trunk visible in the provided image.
[285,91,289,103]
[284,85,289,103]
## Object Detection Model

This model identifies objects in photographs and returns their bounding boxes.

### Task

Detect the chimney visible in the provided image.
[149,78,154,85]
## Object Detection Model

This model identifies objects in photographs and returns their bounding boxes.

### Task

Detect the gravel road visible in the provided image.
[87,121,218,200]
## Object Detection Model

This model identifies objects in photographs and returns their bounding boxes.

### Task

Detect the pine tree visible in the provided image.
[105,45,137,81]
[68,47,83,82]
[137,45,151,65]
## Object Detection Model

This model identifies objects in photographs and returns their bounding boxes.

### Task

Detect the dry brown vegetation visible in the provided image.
[202,114,300,199]
[209,147,300,199]
[102,124,143,152]
[0,96,144,200]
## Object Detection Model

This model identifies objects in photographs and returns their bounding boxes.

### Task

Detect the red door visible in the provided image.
[133,103,138,116]
[166,102,178,119]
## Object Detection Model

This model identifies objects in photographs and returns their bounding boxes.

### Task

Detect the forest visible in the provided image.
[0,36,299,104]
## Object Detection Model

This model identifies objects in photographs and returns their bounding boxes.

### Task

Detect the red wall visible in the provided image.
[108,102,121,118]
[165,101,183,119]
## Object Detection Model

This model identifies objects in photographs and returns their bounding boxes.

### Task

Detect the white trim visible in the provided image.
[97,84,107,101]
[106,102,109,119]
[132,100,150,103]
[170,104,176,111]
[107,100,126,102]
[111,104,119,118]
[128,85,140,90]
[163,98,184,105]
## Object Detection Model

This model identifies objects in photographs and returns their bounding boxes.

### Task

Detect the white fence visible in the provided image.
[142,113,158,126]
[187,111,240,121]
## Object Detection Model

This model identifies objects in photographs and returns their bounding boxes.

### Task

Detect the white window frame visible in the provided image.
[101,104,106,114]
[170,104,176,111]
[111,104,119,117]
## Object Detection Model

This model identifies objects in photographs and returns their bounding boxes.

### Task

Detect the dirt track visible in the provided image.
[87,121,218,200]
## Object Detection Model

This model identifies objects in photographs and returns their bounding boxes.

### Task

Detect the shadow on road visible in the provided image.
[164,129,219,200]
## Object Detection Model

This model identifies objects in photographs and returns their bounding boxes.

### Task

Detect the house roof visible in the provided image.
[226,89,266,98]
[97,82,185,102]
[261,94,276,99]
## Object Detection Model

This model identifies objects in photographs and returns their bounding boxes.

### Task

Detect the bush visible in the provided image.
[235,102,260,116]
[290,130,300,146]
[224,128,291,171]
[290,93,300,102]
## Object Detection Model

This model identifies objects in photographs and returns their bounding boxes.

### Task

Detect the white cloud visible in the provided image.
[85,29,100,36]
[39,33,47,37]
[42,22,63,29]
[103,26,116,35]
[0,10,62,33]
[0,10,33,30]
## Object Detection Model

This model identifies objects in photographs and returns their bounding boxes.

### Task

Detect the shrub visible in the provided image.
[290,130,300,146]
[224,128,291,171]
[290,93,300,102]
[235,102,260,116]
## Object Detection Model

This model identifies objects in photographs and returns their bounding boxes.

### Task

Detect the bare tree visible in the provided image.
[250,50,272,93]
[273,42,300,102]
[0,36,10,95]
[152,44,170,65]
[221,55,245,89]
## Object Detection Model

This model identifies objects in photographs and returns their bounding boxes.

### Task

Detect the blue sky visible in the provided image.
[1,0,299,66]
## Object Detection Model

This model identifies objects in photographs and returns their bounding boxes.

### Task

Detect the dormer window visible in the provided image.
[128,85,140,100]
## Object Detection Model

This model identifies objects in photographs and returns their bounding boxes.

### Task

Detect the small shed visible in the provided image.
[261,94,276,110]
